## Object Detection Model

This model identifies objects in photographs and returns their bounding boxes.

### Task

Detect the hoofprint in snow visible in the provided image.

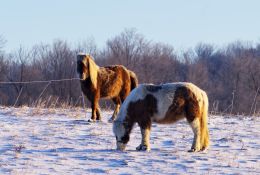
[0,107,259,174]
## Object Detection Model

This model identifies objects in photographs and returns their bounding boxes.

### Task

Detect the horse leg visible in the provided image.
[96,105,101,120]
[188,118,201,152]
[136,122,151,151]
[120,85,130,104]
[90,102,97,121]
[90,97,99,122]
[109,97,121,122]
[108,92,128,122]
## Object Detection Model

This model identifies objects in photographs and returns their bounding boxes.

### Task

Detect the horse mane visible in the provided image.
[86,55,99,90]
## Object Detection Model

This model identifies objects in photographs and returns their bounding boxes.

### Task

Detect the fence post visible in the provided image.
[13,86,24,107]
[250,87,259,116]
[230,90,235,115]
[81,92,88,118]
[34,81,51,107]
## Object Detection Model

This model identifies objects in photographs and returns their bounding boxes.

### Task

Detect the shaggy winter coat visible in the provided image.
[77,53,138,121]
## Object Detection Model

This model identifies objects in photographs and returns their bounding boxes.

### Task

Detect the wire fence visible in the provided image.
[0,77,85,108]
[0,78,81,84]
[0,78,258,117]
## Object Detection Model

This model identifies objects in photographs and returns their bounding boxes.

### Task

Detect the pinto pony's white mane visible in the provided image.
[113,82,209,152]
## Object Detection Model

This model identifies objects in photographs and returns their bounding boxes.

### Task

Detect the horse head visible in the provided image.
[77,53,99,89]
[113,120,130,151]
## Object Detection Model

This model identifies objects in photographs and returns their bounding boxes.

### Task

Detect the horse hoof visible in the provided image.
[188,148,199,152]
[87,119,96,123]
[136,145,150,152]
[200,146,209,152]
[108,117,115,123]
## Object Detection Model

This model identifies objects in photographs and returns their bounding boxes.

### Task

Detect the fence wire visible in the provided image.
[0,78,81,84]
[0,77,85,108]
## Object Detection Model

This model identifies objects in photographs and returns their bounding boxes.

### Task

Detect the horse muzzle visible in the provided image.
[116,142,126,151]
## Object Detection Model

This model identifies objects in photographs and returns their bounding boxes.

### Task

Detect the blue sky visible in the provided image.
[1,0,260,52]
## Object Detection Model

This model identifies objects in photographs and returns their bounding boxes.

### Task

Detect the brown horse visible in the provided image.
[77,53,138,122]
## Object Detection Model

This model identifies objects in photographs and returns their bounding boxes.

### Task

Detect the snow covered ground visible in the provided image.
[0,106,259,174]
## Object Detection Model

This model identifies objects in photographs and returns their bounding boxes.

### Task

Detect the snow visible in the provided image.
[0,106,259,174]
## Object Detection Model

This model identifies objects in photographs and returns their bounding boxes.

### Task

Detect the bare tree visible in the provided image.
[195,43,214,59]
[75,37,98,58]
[106,28,148,68]
[0,30,259,115]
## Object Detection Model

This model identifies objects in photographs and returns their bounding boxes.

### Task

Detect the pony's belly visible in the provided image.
[100,81,122,98]
[152,113,185,124]
[100,88,120,99]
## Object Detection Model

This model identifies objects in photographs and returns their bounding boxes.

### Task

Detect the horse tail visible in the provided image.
[129,70,138,90]
[200,91,210,150]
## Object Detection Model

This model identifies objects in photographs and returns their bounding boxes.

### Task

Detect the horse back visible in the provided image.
[98,65,131,98]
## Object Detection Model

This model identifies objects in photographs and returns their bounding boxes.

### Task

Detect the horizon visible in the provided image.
[1,0,260,52]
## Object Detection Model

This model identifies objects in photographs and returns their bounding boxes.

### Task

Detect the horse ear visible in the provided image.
[87,55,99,89]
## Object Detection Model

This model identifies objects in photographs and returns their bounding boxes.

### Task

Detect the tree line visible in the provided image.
[0,30,259,116]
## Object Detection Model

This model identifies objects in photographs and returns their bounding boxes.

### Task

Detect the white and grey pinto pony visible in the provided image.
[113,82,209,152]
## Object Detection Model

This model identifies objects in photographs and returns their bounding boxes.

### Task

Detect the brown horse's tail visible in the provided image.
[128,70,138,90]
[200,91,210,150]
